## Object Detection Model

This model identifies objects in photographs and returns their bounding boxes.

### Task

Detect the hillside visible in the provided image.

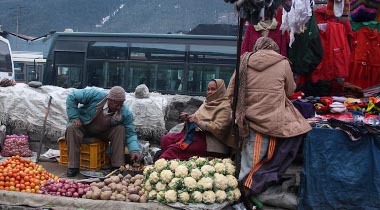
[0,0,236,36]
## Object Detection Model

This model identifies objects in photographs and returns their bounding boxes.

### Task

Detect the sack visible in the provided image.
[1,135,33,157]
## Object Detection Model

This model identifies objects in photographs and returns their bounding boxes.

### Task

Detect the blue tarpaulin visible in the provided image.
[298,127,380,210]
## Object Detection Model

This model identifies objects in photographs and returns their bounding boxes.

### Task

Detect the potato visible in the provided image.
[120,191,127,196]
[118,174,124,179]
[135,174,144,179]
[125,174,132,180]
[101,186,111,192]
[115,194,126,201]
[104,178,112,185]
[111,176,121,183]
[138,190,144,196]
[96,182,105,188]
[90,182,97,186]
[127,187,138,194]
[91,186,99,191]
[116,184,125,192]
[139,194,147,203]
[130,177,136,183]
[126,199,131,202]
[82,195,86,199]
[108,183,117,191]
[91,189,101,199]
[110,196,116,200]
[134,180,142,186]
[129,194,140,202]
[121,180,128,186]
[86,190,93,198]
[134,186,142,192]
[100,191,112,200]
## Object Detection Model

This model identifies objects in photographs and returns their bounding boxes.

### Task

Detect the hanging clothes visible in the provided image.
[346,27,380,89]
[297,21,351,84]
[241,8,288,56]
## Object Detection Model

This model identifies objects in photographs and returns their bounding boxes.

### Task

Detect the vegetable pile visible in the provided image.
[1,135,33,157]
[82,173,147,202]
[143,156,241,204]
[0,156,58,193]
[39,178,90,197]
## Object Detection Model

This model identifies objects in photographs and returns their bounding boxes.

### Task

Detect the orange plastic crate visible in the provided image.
[59,139,109,170]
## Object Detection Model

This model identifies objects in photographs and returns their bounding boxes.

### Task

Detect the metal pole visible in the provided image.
[233,17,245,177]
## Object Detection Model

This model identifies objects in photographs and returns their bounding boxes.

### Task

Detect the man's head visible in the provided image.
[253,37,280,53]
[107,86,126,111]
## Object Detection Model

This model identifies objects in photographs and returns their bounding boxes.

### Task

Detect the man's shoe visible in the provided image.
[67,168,79,177]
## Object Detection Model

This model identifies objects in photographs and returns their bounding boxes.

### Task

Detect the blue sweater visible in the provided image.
[66,88,140,153]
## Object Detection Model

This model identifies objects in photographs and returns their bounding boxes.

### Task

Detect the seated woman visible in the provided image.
[159,79,236,160]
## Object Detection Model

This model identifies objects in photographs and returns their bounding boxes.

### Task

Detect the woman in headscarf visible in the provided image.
[227,37,311,196]
[159,79,236,160]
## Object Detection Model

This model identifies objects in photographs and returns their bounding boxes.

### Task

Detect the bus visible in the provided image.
[13,51,46,83]
[43,32,237,95]
[0,36,14,80]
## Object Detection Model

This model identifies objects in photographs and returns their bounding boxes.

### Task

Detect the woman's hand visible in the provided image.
[188,114,200,125]
[179,112,189,121]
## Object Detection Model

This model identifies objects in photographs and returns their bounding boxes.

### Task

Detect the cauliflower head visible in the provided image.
[213,173,228,190]
[195,157,208,167]
[155,158,168,172]
[169,160,180,172]
[209,158,222,166]
[160,169,174,184]
[227,188,241,202]
[201,165,216,177]
[168,177,183,190]
[149,171,160,184]
[147,190,157,200]
[144,179,153,191]
[190,168,202,181]
[155,181,167,191]
[165,190,178,203]
[226,175,238,189]
[175,165,189,178]
[225,163,236,175]
[214,163,226,174]
[183,177,197,191]
[143,165,154,176]
[191,191,203,203]
[222,158,233,164]
[179,191,190,204]
[157,191,166,202]
[197,177,213,190]
[202,191,216,204]
[215,190,227,203]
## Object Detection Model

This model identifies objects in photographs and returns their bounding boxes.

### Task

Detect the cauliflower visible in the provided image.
[201,165,215,177]
[197,177,213,190]
[213,173,228,190]
[226,175,238,189]
[185,160,197,169]
[148,190,157,200]
[190,168,202,181]
[169,160,180,172]
[143,165,154,176]
[160,169,174,183]
[215,190,227,203]
[179,192,190,204]
[168,177,183,190]
[222,158,233,164]
[149,171,160,184]
[225,162,236,175]
[175,165,189,178]
[209,158,222,166]
[195,157,208,167]
[227,189,241,202]
[191,191,203,203]
[165,190,177,203]
[155,158,168,172]
[183,177,197,191]
[214,163,226,174]
[155,181,167,191]
[144,179,153,191]
[202,191,216,204]
[157,191,166,202]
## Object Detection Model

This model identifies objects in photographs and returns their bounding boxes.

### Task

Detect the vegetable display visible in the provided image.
[39,178,90,197]
[143,156,241,204]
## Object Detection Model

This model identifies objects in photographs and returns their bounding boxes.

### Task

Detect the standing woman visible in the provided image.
[227,37,311,195]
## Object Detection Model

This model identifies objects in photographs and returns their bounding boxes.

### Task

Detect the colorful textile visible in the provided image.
[159,132,207,160]
[350,0,380,22]
[178,122,198,150]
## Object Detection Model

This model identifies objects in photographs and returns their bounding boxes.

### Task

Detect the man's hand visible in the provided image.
[72,119,82,127]
[179,112,189,121]
[130,152,142,162]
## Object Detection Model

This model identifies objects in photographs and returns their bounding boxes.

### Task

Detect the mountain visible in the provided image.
[0,0,237,37]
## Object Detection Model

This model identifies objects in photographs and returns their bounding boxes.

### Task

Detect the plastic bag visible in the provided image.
[1,135,33,157]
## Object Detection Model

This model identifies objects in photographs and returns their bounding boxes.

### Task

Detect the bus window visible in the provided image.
[87,61,126,88]
[56,66,82,88]
[188,65,234,93]
[14,62,25,81]
[0,37,14,79]
[130,43,185,62]
[87,42,128,60]
[189,45,236,65]
[129,63,184,92]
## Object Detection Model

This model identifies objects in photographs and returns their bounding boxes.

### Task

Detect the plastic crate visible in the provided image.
[59,139,109,170]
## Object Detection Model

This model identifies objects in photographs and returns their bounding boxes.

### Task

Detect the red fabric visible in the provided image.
[346,27,380,89]
[159,132,207,160]
[241,9,288,57]
[297,21,351,84]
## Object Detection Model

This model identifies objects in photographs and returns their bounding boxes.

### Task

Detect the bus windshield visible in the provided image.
[0,36,14,80]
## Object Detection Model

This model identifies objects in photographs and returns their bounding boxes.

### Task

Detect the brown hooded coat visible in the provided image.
[227,50,311,138]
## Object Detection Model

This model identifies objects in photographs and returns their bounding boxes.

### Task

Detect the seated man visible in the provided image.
[65,86,141,177]
[159,79,237,160]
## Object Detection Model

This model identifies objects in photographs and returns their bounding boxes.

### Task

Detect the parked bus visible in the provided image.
[43,32,237,95]
[0,36,14,80]
[13,51,46,83]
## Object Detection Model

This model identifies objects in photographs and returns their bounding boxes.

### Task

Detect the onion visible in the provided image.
[61,192,66,196]
[72,192,79,198]
[64,184,70,190]
[59,178,67,183]
[66,192,72,197]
